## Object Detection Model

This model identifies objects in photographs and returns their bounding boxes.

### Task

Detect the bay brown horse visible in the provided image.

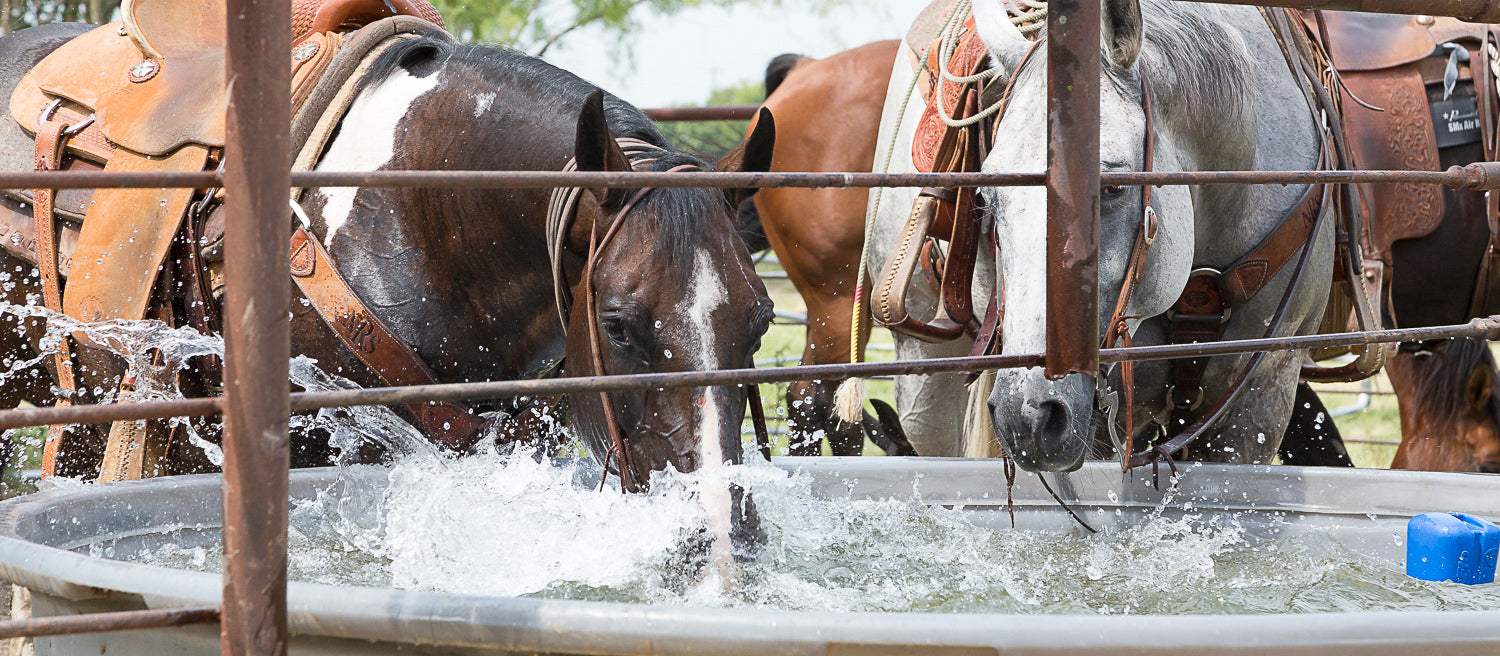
[1387,339,1500,472]
[723,40,913,457]
[0,28,778,530]
[1378,129,1500,473]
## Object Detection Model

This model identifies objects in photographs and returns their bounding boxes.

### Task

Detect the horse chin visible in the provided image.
[728,483,765,560]
[989,370,1094,473]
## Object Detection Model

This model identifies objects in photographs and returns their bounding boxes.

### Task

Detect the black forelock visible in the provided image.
[1401,338,1500,420]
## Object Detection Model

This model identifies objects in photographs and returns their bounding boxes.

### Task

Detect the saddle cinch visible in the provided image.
[1,0,447,481]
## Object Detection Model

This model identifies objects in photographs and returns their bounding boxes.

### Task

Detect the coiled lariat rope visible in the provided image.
[834,0,1048,425]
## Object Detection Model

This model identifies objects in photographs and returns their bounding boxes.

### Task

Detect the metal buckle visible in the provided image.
[1166,267,1232,324]
[38,99,96,138]
[1142,205,1159,246]
[62,115,95,138]
[37,99,62,125]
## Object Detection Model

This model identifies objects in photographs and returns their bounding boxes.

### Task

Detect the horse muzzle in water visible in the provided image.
[989,370,1094,472]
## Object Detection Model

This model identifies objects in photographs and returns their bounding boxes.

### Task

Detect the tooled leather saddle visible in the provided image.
[6,0,449,481]
[1312,12,1500,323]
[872,0,1014,354]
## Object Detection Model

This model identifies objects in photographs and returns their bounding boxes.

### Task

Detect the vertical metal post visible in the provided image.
[221,0,290,654]
[1044,0,1102,379]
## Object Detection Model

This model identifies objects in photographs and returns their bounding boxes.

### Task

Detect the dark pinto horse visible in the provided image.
[0,27,778,528]
[723,40,914,457]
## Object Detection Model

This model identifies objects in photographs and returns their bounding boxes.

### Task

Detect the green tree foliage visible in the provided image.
[1,0,117,32]
[0,1,798,58]
[430,0,790,55]
[656,79,762,162]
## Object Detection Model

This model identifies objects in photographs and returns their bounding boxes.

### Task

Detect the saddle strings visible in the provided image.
[935,0,1049,129]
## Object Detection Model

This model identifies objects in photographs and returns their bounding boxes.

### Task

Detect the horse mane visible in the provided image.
[359,37,722,264]
[764,53,807,97]
[1131,0,1257,171]
[1400,338,1500,421]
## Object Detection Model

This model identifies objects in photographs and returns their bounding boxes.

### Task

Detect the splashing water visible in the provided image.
[121,447,1500,615]
[11,305,1500,615]
[0,303,442,466]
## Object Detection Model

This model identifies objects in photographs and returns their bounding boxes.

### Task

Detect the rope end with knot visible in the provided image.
[833,377,866,424]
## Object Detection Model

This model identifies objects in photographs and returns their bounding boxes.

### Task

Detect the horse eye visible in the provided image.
[602,315,631,347]
[1102,185,1127,196]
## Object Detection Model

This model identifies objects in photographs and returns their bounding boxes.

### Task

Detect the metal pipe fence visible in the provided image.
[2,317,1493,431]
[5,164,1500,190]
[6,0,1500,651]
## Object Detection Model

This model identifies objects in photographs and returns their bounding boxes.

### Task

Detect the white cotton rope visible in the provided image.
[836,0,1047,424]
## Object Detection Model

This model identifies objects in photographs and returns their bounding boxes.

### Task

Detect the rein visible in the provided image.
[1098,75,1160,470]
[1098,13,1336,471]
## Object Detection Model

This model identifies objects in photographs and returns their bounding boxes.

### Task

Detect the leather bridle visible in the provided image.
[1096,46,1333,472]
[295,138,772,477]
[547,142,771,492]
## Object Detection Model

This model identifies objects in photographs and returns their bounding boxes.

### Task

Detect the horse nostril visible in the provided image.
[1032,400,1070,438]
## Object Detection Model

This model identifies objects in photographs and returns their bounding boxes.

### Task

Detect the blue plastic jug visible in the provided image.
[1406,512,1500,585]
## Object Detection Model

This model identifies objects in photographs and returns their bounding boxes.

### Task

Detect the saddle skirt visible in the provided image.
[7,0,452,481]
[1315,11,1500,264]
[1,0,445,311]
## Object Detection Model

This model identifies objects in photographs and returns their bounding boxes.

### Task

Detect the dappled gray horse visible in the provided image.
[867,0,1333,470]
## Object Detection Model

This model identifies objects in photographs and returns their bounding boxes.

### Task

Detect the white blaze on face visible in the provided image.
[315,68,441,247]
[679,248,735,582]
[984,84,1050,356]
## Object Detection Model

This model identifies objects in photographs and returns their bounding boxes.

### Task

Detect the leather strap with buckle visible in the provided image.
[34,102,91,476]
[289,226,491,452]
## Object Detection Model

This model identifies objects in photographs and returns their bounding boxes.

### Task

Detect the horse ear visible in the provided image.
[574,89,631,209]
[972,0,1030,72]
[1466,365,1495,413]
[725,108,776,207]
[1103,0,1144,70]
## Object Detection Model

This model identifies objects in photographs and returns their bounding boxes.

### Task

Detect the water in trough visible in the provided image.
[8,304,1500,616]
[98,447,1498,615]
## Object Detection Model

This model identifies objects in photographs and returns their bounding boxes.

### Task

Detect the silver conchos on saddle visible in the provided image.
[294,41,321,62]
[127,58,158,83]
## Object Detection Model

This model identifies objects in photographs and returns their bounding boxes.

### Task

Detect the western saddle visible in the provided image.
[6,0,447,481]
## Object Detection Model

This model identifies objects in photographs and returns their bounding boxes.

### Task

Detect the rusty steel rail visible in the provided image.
[0,607,220,640]
[643,105,759,121]
[1045,0,1102,378]
[221,0,291,653]
[1188,0,1500,22]
[2,317,1494,432]
[0,165,1498,191]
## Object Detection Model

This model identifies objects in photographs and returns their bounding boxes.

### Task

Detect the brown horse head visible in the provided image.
[563,92,777,492]
[1389,339,1500,473]
[294,38,777,506]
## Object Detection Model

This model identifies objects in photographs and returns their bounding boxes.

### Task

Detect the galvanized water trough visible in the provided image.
[0,459,1496,655]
